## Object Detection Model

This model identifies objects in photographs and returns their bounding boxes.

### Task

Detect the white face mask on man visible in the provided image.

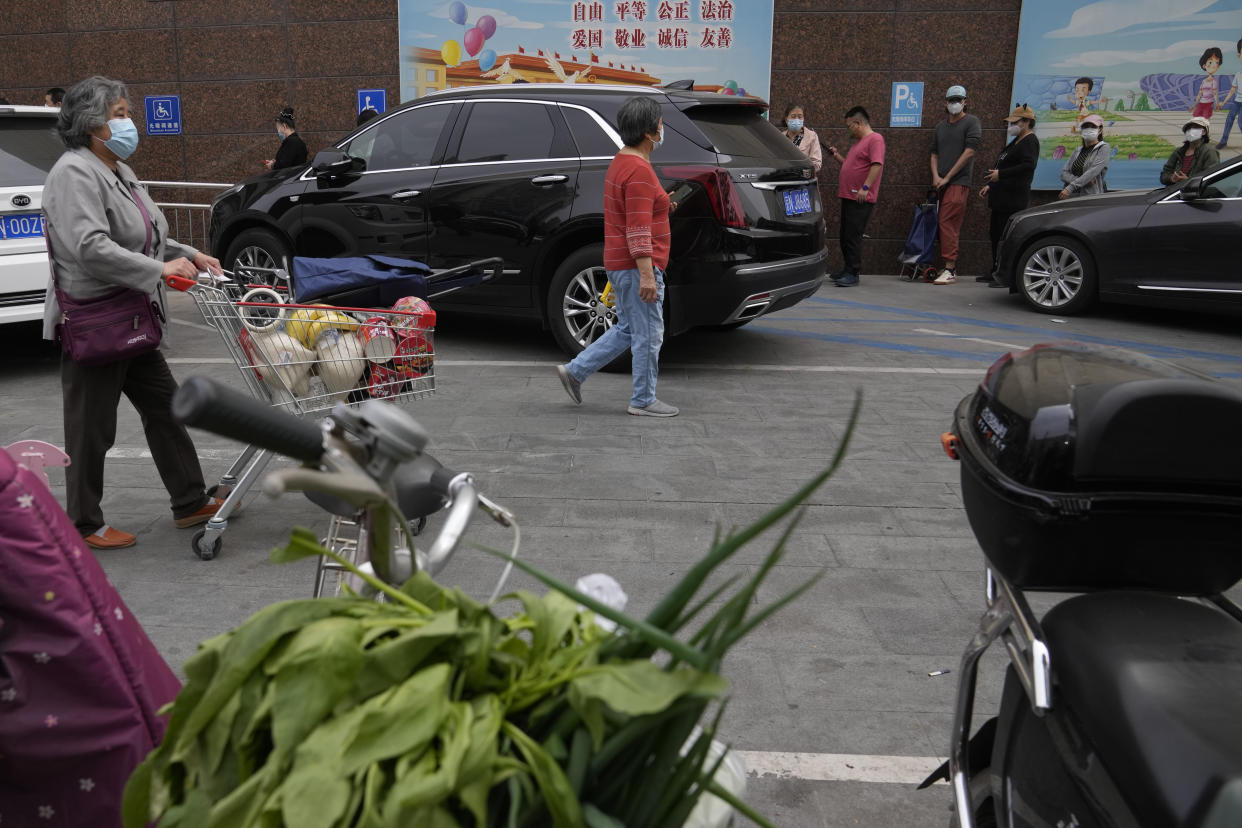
[946,101,964,115]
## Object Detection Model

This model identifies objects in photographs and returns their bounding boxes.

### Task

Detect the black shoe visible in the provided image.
[975,274,994,283]
[835,273,860,287]
[829,270,846,282]
[988,279,1008,289]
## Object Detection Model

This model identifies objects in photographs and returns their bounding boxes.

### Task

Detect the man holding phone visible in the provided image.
[826,106,885,287]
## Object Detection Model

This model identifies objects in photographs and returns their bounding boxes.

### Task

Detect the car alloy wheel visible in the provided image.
[1021,243,1085,310]
[561,263,617,348]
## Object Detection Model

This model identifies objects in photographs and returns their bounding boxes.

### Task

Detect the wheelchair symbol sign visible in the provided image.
[357,89,387,116]
[144,96,182,135]
[890,82,923,128]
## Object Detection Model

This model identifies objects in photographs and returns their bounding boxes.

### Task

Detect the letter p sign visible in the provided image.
[890,81,923,128]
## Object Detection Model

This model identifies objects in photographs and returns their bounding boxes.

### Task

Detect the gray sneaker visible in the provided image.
[556,364,582,405]
[627,399,679,417]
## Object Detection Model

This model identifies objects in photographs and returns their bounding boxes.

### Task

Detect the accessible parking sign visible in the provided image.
[890,82,923,128]
[145,96,182,135]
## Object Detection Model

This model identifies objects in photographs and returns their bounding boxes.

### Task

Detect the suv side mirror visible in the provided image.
[311,149,363,178]
[1181,176,1204,200]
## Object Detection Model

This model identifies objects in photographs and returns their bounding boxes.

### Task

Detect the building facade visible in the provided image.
[1,0,1023,274]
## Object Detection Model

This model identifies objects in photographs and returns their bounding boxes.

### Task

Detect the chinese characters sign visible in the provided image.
[144,96,181,136]
[398,0,772,103]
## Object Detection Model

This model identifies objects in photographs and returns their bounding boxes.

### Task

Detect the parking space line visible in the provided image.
[810,297,1242,365]
[735,750,943,785]
[913,327,1028,350]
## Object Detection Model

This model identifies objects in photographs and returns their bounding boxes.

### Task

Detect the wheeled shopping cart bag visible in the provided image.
[898,192,939,282]
[291,254,432,306]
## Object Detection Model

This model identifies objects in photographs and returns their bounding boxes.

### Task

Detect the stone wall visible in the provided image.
[2,0,1032,274]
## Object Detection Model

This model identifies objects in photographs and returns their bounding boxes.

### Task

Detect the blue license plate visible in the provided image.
[0,212,45,241]
[782,188,811,216]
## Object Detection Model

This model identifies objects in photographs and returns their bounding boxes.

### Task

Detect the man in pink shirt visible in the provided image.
[826,106,885,286]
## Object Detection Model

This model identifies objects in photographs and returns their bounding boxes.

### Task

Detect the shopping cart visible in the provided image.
[164,256,501,561]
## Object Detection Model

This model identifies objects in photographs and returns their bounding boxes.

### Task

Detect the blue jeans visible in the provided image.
[565,266,665,408]
[1221,100,1242,144]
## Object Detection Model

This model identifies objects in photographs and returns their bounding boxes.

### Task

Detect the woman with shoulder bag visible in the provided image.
[42,75,227,550]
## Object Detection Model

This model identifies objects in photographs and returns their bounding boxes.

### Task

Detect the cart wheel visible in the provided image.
[191,529,223,561]
[410,516,427,536]
[921,265,939,283]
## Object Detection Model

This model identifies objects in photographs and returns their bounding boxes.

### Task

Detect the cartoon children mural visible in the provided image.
[1217,38,1242,149]
[1192,46,1224,119]
[1065,76,1108,132]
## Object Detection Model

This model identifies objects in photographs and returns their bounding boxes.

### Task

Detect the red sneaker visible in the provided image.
[83,525,137,549]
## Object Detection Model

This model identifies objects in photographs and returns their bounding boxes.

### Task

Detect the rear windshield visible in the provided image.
[0,117,63,187]
[686,106,806,162]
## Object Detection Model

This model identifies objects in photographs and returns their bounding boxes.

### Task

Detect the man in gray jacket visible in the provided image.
[930,84,982,284]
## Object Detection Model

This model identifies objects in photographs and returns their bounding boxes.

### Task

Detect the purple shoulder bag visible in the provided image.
[48,184,166,366]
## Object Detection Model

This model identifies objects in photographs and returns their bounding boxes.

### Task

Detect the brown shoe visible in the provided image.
[174,498,226,529]
[83,525,137,549]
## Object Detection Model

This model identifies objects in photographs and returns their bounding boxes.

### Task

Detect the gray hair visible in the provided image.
[617,96,662,147]
[57,76,129,149]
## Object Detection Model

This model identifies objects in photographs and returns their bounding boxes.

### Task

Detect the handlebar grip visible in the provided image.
[429,465,459,497]
[164,273,197,292]
[173,376,325,464]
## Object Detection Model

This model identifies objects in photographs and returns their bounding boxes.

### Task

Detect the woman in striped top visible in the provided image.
[556,95,681,417]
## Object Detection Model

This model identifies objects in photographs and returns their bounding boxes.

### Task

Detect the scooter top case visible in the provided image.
[949,343,1242,594]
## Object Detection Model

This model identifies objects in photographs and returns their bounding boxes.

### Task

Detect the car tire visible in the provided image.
[223,227,291,287]
[1015,235,1096,315]
[547,243,620,356]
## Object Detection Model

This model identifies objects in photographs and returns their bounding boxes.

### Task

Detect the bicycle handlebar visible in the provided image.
[173,376,325,464]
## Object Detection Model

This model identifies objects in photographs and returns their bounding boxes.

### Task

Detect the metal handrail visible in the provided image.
[141,180,234,254]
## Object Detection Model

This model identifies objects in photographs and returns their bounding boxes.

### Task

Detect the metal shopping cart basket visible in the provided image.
[164,257,501,562]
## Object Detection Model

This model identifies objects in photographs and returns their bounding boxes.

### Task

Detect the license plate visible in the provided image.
[0,212,45,241]
[782,188,811,216]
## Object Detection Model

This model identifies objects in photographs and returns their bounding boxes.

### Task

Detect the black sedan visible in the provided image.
[995,158,1242,315]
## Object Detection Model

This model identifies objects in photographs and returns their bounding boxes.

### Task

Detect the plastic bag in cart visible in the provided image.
[291,255,431,306]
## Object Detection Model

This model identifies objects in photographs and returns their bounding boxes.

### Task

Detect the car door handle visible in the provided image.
[391,190,421,199]
[530,175,567,185]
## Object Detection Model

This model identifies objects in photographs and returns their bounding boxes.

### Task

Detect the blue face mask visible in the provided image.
[787,118,804,131]
[97,117,139,160]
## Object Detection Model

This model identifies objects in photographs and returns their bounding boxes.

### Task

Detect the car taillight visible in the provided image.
[660,165,748,229]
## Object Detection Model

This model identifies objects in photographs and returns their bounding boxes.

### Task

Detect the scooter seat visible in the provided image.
[1042,592,1242,825]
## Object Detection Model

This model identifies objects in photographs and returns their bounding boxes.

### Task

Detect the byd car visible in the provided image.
[0,105,60,326]
[208,83,828,356]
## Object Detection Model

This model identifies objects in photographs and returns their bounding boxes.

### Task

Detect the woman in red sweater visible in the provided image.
[556,96,680,417]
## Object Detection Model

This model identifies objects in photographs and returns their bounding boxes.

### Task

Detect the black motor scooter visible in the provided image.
[921,343,1242,828]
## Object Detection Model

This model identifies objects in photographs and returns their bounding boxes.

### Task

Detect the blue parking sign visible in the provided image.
[357,89,387,115]
[145,96,182,135]
[890,82,923,128]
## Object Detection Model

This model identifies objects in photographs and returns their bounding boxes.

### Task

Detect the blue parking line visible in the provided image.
[747,325,999,362]
[807,296,1242,365]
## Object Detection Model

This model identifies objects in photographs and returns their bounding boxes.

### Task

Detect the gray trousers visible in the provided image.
[61,350,208,536]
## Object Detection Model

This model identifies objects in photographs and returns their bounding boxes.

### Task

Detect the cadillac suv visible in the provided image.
[208,83,827,356]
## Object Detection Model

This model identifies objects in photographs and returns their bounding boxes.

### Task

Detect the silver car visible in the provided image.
[0,105,60,326]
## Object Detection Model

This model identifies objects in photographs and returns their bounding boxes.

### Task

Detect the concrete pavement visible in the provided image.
[4,274,1241,826]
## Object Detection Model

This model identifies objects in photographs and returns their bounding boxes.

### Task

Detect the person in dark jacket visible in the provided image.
[978,104,1039,285]
[1160,115,1220,186]
[265,106,308,170]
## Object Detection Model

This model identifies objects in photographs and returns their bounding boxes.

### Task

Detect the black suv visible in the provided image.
[208,83,827,356]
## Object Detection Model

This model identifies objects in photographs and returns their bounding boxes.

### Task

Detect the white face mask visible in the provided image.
[1185,128,1205,142]
[1080,128,1099,142]
[946,102,964,115]
[1006,124,1021,137]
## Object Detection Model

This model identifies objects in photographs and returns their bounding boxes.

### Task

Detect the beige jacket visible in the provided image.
[784,126,823,174]
[41,147,197,340]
